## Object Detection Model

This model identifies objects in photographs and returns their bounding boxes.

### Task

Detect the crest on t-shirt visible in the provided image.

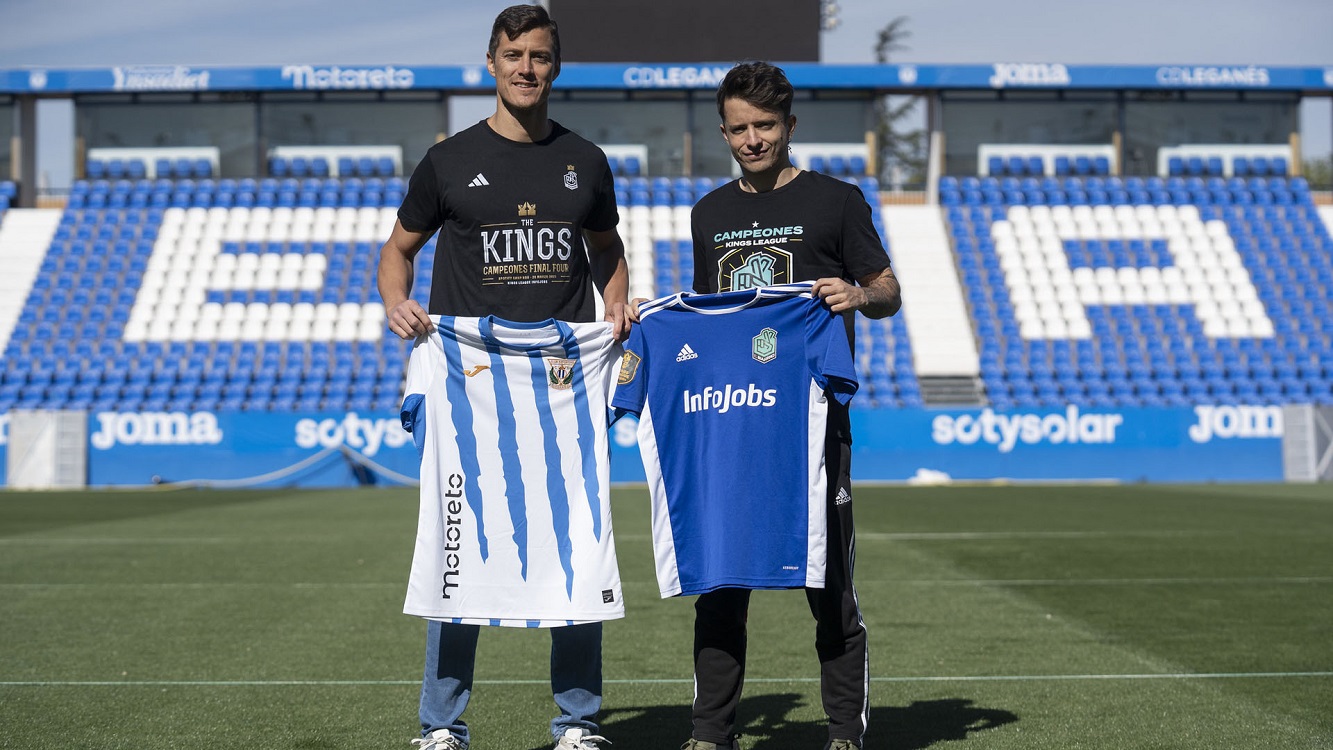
[546,357,576,390]
[718,246,793,291]
[564,164,579,191]
[752,327,778,364]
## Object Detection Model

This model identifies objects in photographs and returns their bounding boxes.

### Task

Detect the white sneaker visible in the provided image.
[555,727,611,749]
[410,729,467,750]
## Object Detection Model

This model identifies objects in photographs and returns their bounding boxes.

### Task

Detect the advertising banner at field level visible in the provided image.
[850,404,1285,482]
[0,404,1290,488]
[84,410,421,488]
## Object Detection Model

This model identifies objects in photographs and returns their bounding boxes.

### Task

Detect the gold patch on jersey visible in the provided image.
[617,351,641,385]
[518,202,536,217]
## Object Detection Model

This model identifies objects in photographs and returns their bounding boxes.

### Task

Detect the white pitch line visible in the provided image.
[858,531,1233,541]
[874,576,1333,586]
[3,577,1331,589]
[3,672,1332,688]
[0,530,1309,545]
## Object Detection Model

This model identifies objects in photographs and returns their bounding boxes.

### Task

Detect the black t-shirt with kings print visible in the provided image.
[398,120,619,323]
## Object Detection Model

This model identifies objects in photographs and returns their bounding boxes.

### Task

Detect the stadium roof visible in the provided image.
[3,62,1332,95]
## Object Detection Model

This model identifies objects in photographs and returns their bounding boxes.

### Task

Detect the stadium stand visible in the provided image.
[978,145,1117,178]
[3,162,1332,416]
[87,147,221,181]
[1158,144,1294,178]
[267,146,403,178]
[0,169,916,412]
[0,179,410,415]
[940,174,1333,408]
[789,143,872,178]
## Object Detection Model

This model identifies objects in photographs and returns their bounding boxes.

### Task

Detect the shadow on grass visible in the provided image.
[526,694,1017,749]
[874,698,1019,749]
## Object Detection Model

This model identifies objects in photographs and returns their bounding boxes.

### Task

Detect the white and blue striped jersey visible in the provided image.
[611,283,858,597]
[401,315,624,627]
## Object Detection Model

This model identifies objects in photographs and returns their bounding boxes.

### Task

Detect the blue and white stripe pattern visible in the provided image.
[401,315,624,627]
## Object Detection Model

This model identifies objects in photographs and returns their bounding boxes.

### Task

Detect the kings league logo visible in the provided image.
[752,328,778,364]
[563,165,579,191]
[718,246,792,291]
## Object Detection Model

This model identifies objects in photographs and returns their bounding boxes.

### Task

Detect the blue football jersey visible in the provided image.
[401,315,624,627]
[612,282,858,596]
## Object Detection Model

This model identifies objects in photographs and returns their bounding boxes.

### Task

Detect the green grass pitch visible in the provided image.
[2,483,1331,749]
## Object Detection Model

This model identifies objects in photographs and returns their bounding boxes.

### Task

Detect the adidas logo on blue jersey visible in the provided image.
[676,344,698,362]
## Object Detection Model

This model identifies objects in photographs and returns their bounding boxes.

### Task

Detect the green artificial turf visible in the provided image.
[1,484,1330,749]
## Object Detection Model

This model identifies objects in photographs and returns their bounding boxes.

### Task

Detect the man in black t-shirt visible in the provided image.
[683,62,902,750]
[376,6,628,750]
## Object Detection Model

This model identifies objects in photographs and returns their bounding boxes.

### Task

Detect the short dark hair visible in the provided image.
[716,61,794,120]
[488,5,561,75]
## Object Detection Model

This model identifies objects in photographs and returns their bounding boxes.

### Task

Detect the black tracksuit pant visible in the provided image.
[690,403,868,747]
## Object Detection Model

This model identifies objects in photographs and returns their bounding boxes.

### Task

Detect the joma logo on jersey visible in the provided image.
[442,473,465,600]
[547,357,576,390]
[717,246,792,291]
[683,383,777,414]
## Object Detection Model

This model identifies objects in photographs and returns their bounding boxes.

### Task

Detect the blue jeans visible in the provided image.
[420,620,603,744]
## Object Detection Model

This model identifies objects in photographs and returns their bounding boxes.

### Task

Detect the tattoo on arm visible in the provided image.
[859,271,902,319]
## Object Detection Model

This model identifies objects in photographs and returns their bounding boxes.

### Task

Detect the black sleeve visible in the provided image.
[839,186,892,282]
[691,197,716,294]
[397,151,443,234]
[583,151,620,233]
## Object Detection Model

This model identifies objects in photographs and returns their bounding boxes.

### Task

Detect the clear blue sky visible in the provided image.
[3,0,1330,186]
